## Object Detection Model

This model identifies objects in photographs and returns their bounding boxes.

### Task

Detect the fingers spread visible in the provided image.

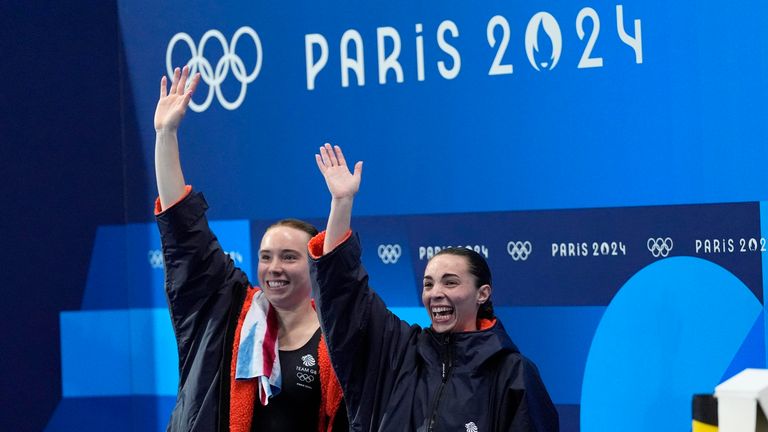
[170,67,180,94]
[319,145,332,167]
[319,144,358,175]
[324,143,339,166]
[334,145,347,167]
[177,66,189,95]
[160,76,167,98]
[186,73,201,96]
[315,154,326,172]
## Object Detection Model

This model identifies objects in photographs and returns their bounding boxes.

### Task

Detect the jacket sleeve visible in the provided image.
[497,355,560,432]
[310,232,416,428]
[155,189,249,392]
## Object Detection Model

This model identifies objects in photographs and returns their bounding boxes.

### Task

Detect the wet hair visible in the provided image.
[266,218,319,238]
[431,247,495,320]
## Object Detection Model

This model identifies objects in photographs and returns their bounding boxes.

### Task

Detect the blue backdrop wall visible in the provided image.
[3,1,768,431]
[0,1,144,431]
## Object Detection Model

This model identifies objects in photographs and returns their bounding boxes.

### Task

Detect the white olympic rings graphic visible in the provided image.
[148,249,164,269]
[647,237,674,258]
[378,244,402,264]
[166,27,262,112]
[507,241,532,261]
[296,372,315,383]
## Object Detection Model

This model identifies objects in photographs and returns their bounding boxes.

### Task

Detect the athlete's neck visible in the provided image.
[275,299,319,350]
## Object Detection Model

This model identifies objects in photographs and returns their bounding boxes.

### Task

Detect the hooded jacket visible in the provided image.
[309,231,559,432]
[156,188,345,432]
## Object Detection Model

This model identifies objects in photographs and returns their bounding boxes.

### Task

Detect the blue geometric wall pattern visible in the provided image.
[581,257,764,432]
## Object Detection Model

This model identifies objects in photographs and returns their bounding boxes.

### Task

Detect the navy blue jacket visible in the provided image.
[156,190,248,431]
[157,190,347,432]
[310,232,559,432]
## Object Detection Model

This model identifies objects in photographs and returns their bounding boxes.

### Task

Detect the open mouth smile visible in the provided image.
[431,306,455,323]
[267,280,289,288]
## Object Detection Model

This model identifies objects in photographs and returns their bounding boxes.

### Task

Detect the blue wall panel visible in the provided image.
[6,0,768,430]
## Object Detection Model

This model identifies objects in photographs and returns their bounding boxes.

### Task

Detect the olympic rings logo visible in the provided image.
[148,249,164,269]
[507,241,532,261]
[647,237,673,258]
[166,27,262,112]
[378,244,402,264]
[296,373,315,383]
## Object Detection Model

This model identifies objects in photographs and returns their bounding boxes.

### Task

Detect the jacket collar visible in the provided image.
[417,318,519,370]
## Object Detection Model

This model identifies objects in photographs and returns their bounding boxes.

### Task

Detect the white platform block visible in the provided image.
[715,369,768,432]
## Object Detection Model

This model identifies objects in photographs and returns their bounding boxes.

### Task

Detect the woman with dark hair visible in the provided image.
[431,247,496,320]
[153,66,347,432]
[309,143,559,431]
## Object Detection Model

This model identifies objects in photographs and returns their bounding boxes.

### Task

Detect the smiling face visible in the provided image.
[422,254,491,333]
[257,226,312,310]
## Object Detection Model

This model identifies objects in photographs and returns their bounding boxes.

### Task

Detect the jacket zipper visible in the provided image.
[427,334,453,432]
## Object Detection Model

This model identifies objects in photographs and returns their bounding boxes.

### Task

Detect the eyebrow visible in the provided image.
[423,273,461,280]
[259,248,304,255]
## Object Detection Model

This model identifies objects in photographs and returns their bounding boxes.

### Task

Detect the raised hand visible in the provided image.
[154,65,200,132]
[154,65,199,209]
[316,143,363,252]
[315,143,363,200]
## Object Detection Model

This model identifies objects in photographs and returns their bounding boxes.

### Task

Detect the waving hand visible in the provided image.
[315,143,363,253]
[155,66,200,132]
[315,143,363,199]
[154,65,200,209]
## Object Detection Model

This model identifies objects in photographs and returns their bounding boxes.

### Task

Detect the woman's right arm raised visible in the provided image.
[154,65,200,210]
[315,143,363,252]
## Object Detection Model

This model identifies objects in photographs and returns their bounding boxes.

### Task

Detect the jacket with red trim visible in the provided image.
[309,231,559,432]
[156,189,345,432]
